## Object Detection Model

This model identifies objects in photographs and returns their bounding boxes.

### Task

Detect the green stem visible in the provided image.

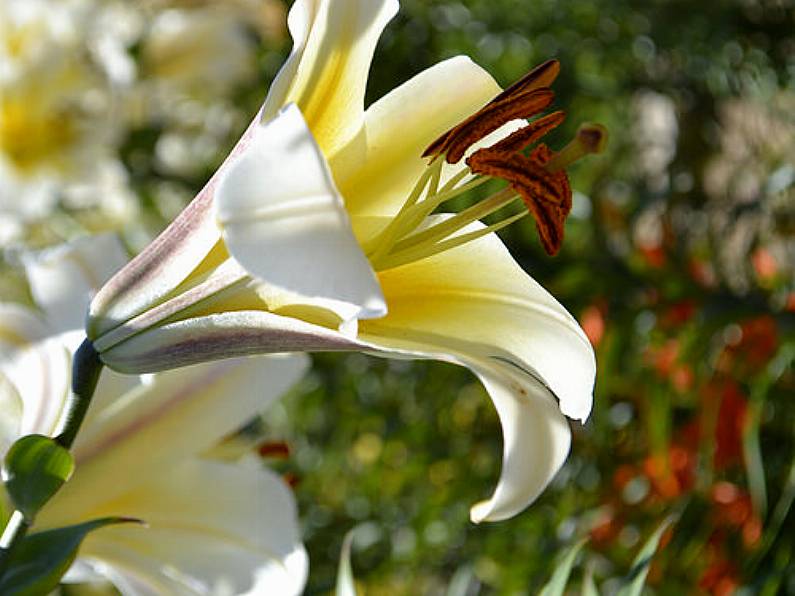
[0,338,103,581]
[55,339,104,449]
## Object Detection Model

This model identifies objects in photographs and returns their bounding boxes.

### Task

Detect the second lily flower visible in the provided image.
[86,0,602,524]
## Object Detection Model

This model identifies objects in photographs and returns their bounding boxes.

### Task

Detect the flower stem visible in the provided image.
[55,338,104,449]
[0,338,103,580]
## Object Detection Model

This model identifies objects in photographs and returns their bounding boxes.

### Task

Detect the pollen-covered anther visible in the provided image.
[467,146,570,206]
[490,58,561,104]
[432,89,555,164]
[423,59,561,163]
[487,110,566,155]
[468,144,572,255]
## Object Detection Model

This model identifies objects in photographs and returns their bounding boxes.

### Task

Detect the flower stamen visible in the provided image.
[468,148,569,206]
[361,157,443,258]
[468,144,572,255]
[391,186,517,254]
[487,110,566,155]
[444,89,555,164]
[491,58,561,103]
[366,61,607,268]
[422,59,561,161]
[374,208,526,271]
[424,88,555,164]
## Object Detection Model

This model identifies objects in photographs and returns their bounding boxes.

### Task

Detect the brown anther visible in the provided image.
[529,144,572,255]
[423,60,561,163]
[468,144,572,255]
[468,146,569,205]
[257,440,290,459]
[524,188,568,255]
[430,88,554,164]
[488,110,566,155]
[418,58,601,256]
[283,472,300,488]
[491,59,561,103]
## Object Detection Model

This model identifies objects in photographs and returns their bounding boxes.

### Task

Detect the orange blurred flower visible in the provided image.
[643,444,696,500]
[713,382,749,470]
[580,303,606,348]
[699,557,739,596]
[710,481,762,549]
[751,247,778,282]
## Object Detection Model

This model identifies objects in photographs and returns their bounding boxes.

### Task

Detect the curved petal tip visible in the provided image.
[469,368,572,523]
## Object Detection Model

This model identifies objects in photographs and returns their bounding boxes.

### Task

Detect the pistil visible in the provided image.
[545,123,609,172]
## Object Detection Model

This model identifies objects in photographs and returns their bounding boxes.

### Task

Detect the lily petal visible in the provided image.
[43,353,309,516]
[22,234,129,336]
[467,366,571,523]
[333,56,503,218]
[99,309,364,374]
[358,221,595,520]
[215,103,386,326]
[262,0,399,158]
[0,372,23,455]
[43,460,307,596]
[365,220,595,422]
[0,304,70,439]
[87,112,265,341]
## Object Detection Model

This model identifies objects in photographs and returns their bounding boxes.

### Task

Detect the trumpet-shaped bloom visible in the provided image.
[87,0,598,522]
[0,235,309,595]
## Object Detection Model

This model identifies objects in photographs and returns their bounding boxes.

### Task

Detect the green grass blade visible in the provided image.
[539,538,588,596]
[616,516,676,596]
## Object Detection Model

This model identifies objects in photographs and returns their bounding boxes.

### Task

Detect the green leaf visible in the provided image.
[539,538,588,596]
[0,517,141,596]
[335,529,359,596]
[582,562,600,596]
[2,435,74,521]
[445,565,476,596]
[0,485,9,527]
[616,516,676,596]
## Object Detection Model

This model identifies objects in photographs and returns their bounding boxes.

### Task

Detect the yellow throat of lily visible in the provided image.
[363,59,607,270]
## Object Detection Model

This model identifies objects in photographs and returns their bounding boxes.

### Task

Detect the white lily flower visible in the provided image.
[87,0,601,523]
[1,235,309,595]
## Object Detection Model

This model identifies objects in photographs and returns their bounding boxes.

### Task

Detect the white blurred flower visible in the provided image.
[137,0,287,48]
[142,8,258,97]
[0,0,136,241]
[0,234,309,595]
